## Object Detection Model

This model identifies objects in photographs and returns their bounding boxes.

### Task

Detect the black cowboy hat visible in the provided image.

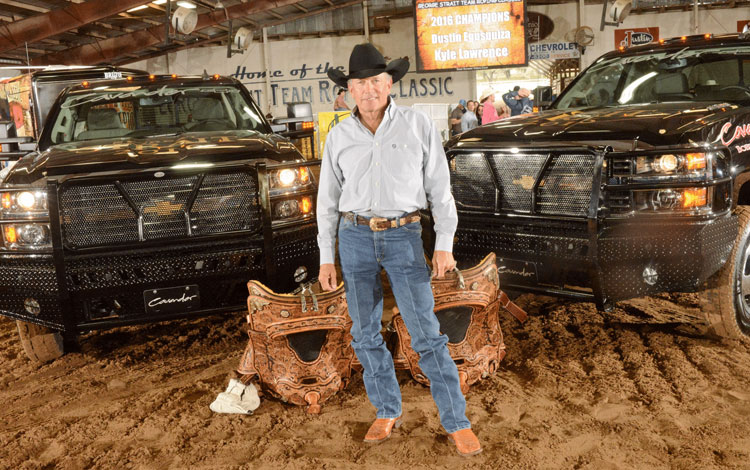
[327,43,409,88]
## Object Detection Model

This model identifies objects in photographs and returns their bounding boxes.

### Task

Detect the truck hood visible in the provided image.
[6,130,300,184]
[456,102,743,151]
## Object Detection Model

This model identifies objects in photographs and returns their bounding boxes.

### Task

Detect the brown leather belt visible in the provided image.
[341,211,420,232]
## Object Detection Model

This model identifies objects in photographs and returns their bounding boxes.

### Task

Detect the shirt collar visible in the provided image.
[351,97,397,123]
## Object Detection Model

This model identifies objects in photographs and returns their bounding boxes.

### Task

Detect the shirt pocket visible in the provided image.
[385,140,422,185]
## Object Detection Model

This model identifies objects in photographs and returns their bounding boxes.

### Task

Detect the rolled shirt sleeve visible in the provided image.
[316,135,343,265]
[421,116,457,253]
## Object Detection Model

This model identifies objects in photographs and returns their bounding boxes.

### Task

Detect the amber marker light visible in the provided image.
[618,46,625,52]
[171,73,177,79]
[1,193,10,209]
[301,121,315,130]
[659,38,666,45]
[300,196,312,214]
[681,36,687,41]
[685,152,707,171]
[81,81,90,87]
[149,74,156,80]
[127,76,134,82]
[4,225,17,244]
[298,166,310,183]
[213,74,220,80]
[704,33,712,39]
[683,188,707,208]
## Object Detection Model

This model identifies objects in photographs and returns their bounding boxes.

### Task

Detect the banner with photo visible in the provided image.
[0,75,34,138]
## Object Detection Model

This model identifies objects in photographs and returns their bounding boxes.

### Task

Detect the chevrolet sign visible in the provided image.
[529,42,580,61]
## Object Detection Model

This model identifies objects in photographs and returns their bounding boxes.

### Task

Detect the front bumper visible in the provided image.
[0,223,319,331]
[449,212,737,307]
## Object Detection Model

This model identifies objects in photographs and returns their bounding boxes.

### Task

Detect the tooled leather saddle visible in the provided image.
[391,252,527,394]
[238,280,354,413]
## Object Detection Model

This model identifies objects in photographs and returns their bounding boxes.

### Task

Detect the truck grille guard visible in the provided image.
[38,160,320,331]
[447,146,607,306]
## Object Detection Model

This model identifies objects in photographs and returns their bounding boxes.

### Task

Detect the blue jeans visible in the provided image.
[337,216,471,434]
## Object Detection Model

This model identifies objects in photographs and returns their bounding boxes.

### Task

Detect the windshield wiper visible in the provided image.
[665,46,689,61]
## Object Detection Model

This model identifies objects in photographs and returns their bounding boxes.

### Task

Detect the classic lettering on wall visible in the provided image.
[231,63,454,108]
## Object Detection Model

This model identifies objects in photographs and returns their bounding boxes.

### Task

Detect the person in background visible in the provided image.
[334,88,350,111]
[317,42,482,457]
[449,99,466,136]
[479,89,500,125]
[460,100,478,133]
[476,103,484,126]
[502,88,533,116]
[497,103,511,120]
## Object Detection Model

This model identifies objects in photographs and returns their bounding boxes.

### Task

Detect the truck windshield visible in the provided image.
[46,84,267,145]
[555,45,750,109]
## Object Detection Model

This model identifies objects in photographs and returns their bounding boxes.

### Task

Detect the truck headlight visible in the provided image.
[1,190,48,213]
[634,187,710,212]
[272,196,313,221]
[635,152,707,176]
[278,169,296,186]
[270,167,312,192]
[3,223,52,249]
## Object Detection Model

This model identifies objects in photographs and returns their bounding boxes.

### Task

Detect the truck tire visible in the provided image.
[16,320,65,363]
[700,206,750,341]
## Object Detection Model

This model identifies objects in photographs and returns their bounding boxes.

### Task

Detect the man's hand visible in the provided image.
[319,263,338,291]
[518,88,531,98]
[431,250,457,279]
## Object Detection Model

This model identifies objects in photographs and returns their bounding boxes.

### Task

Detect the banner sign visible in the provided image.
[0,75,33,138]
[414,0,528,72]
[614,27,659,48]
[317,111,351,155]
[528,42,579,61]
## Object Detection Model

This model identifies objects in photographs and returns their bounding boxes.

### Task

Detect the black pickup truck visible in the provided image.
[439,33,750,341]
[1,74,320,361]
[0,66,149,160]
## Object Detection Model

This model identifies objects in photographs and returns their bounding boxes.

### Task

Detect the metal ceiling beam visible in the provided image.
[32,0,307,65]
[0,0,48,14]
[0,0,154,55]
[119,0,364,65]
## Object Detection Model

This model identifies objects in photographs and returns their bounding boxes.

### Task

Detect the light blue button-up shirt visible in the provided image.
[316,98,457,265]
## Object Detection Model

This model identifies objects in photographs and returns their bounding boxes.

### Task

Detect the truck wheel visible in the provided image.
[700,206,750,341]
[16,320,65,363]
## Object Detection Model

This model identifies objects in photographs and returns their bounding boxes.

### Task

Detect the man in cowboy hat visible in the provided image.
[316,43,481,457]
[479,89,500,124]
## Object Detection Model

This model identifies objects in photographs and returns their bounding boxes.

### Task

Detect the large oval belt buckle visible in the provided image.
[369,217,387,231]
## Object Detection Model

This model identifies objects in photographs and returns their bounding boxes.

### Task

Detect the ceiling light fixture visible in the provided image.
[127,4,149,11]
[176,1,196,8]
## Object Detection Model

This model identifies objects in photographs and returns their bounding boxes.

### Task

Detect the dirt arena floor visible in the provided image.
[1,290,750,470]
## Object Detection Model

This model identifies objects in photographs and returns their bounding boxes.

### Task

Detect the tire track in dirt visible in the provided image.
[3,294,750,469]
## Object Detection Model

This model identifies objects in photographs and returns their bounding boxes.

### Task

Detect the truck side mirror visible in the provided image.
[271,124,287,133]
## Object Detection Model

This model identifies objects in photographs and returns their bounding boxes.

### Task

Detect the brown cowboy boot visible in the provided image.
[363,416,402,443]
[448,428,482,457]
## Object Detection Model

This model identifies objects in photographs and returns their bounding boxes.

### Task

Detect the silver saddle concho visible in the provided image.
[391,252,527,394]
[237,279,354,414]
